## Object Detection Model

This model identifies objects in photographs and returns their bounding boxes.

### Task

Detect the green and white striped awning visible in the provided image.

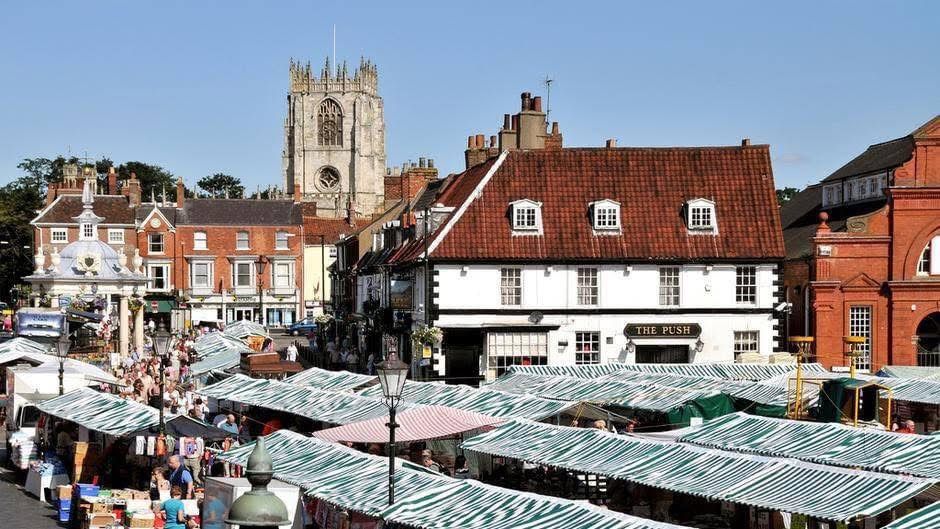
[194,332,252,358]
[358,380,575,420]
[37,387,160,435]
[511,363,825,381]
[678,412,940,479]
[190,348,242,377]
[200,374,414,425]
[878,366,940,380]
[285,367,376,391]
[763,370,940,406]
[461,419,936,521]
[490,371,795,409]
[222,320,269,339]
[882,502,940,529]
[218,430,693,529]
[0,336,52,356]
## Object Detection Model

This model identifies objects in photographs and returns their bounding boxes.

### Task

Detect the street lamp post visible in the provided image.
[55,335,70,395]
[376,352,409,505]
[256,255,268,326]
[150,329,174,436]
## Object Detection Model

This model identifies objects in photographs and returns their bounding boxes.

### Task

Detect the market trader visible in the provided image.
[167,454,195,499]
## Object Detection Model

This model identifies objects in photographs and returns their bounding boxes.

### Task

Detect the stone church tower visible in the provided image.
[282,57,387,218]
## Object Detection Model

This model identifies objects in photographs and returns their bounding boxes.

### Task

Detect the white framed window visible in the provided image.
[575,332,600,365]
[486,332,548,378]
[234,262,254,288]
[273,261,293,288]
[148,264,170,291]
[591,200,621,230]
[149,233,164,254]
[918,243,931,276]
[276,231,289,250]
[108,229,124,244]
[687,199,716,231]
[81,223,94,240]
[51,228,68,243]
[849,306,872,371]
[236,231,249,250]
[500,268,522,306]
[823,184,842,207]
[736,266,757,304]
[733,331,759,357]
[577,267,598,305]
[659,266,680,306]
[191,262,213,288]
[194,231,207,250]
[510,199,542,232]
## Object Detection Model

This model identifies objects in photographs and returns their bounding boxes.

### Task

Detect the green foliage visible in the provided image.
[117,161,177,200]
[198,172,244,199]
[776,187,799,206]
[0,163,46,303]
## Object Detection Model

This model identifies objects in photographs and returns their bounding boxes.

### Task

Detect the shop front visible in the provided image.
[624,323,702,364]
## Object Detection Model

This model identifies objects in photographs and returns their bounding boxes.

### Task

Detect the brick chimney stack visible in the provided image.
[494,92,561,151]
[293,182,303,203]
[176,178,185,208]
[123,172,142,206]
[107,166,118,195]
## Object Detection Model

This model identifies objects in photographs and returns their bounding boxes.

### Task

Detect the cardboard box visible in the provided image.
[91,502,111,514]
[57,485,74,500]
[127,511,155,528]
[86,512,115,528]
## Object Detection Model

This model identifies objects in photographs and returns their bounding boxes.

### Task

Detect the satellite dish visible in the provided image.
[528,311,544,324]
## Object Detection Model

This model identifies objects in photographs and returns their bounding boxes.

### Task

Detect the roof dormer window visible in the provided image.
[687,199,716,232]
[590,199,621,231]
[510,199,542,234]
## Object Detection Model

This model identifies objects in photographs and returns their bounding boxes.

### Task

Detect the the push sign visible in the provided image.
[623,323,701,339]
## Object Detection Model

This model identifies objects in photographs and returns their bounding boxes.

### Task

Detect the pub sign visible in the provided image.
[623,323,702,339]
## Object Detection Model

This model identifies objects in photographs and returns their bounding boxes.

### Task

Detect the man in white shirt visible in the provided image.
[286,343,298,362]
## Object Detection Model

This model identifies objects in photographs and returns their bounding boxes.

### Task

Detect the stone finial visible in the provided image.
[133,248,144,274]
[34,246,46,275]
[49,247,61,274]
[118,247,128,271]
[816,211,831,233]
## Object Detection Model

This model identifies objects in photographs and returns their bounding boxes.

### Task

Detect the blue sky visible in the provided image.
[0,1,937,191]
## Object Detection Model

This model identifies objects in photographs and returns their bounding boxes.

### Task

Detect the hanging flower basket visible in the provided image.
[411,325,443,346]
[70,298,89,311]
[128,297,144,314]
[314,313,334,324]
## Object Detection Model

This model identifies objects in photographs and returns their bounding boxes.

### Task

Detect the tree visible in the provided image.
[776,187,799,206]
[118,161,177,201]
[198,173,244,199]
[0,166,46,304]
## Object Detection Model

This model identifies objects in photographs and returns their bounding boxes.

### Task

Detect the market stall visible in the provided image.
[216,429,695,529]
[509,362,827,381]
[460,418,938,527]
[285,366,377,392]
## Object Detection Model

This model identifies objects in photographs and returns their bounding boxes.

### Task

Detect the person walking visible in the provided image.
[345,349,359,373]
[286,342,298,363]
[159,485,187,529]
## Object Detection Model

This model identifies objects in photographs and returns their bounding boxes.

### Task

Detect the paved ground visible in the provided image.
[0,431,64,529]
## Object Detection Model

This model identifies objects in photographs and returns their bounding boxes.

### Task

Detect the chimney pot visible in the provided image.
[606,139,617,148]
[467,136,474,148]
[428,159,434,168]
[521,92,531,111]
[503,114,512,130]
[475,134,485,149]
[551,121,560,135]
[742,138,751,146]
[511,114,519,131]
[419,157,426,168]
[532,96,542,112]
[490,135,497,148]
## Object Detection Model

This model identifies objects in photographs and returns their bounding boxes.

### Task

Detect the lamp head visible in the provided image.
[376,352,408,403]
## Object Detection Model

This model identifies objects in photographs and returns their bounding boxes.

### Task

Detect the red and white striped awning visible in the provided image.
[313,405,504,444]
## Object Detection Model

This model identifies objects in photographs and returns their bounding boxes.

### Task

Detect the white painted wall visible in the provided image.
[435,264,778,310]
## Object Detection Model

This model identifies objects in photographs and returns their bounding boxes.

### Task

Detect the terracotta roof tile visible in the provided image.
[431,147,785,261]
[35,195,136,225]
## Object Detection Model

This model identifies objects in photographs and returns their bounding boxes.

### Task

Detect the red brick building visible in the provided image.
[782,115,940,370]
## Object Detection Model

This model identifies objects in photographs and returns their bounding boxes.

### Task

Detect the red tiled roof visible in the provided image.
[430,147,785,261]
[34,195,136,225]
[303,217,362,245]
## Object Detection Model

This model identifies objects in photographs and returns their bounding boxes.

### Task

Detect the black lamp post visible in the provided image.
[376,351,408,505]
[55,335,69,396]
[256,255,268,326]
[150,329,173,436]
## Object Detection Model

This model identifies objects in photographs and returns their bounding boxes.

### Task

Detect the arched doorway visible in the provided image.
[916,313,940,366]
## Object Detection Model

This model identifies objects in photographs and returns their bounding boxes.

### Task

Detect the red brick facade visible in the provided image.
[791,116,940,370]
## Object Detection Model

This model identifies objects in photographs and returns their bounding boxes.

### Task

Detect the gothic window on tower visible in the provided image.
[317,99,343,146]
[318,167,340,191]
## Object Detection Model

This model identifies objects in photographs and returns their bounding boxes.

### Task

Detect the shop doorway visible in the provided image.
[442,328,484,386]
[232,308,254,322]
[636,344,689,364]
[917,312,940,367]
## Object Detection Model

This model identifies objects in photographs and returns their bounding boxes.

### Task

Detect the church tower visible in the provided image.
[282,56,387,218]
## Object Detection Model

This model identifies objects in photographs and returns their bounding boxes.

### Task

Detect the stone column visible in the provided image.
[119,295,129,357]
[134,303,145,353]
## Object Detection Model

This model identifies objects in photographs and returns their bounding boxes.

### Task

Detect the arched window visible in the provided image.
[318,99,343,146]
[918,242,931,276]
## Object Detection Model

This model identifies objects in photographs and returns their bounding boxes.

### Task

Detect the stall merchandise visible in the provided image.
[24,458,69,502]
